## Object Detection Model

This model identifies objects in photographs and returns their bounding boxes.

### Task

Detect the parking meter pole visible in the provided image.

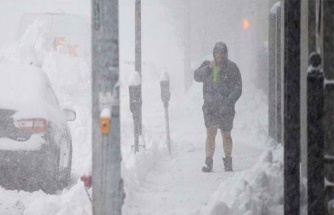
[92,0,122,214]
[135,0,142,138]
[307,53,324,215]
[268,7,277,140]
[160,72,171,155]
[134,114,139,153]
[164,105,171,155]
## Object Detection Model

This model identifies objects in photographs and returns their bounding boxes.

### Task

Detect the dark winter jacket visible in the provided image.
[194,42,242,125]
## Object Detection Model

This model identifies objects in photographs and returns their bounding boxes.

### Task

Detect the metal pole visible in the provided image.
[307,52,324,215]
[315,0,322,53]
[284,0,301,214]
[323,0,334,80]
[184,0,192,92]
[276,3,282,143]
[323,0,334,213]
[135,0,143,141]
[164,107,171,155]
[269,6,277,140]
[92,0,122,214]
[309,0,316,53]
[324,82,334,215]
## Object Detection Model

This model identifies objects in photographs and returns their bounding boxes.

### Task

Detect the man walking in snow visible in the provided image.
[194,41,242,172]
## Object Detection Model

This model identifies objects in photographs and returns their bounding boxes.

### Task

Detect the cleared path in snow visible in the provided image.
[122,74,268,214]
[123,138,263,215]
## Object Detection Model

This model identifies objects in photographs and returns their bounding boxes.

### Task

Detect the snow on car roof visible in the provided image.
[0,60,59,119]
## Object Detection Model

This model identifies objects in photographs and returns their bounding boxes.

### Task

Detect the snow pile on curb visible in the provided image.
[199,146,283,215]
[122,137,170,203]
[0,181,91,215]
[21,182,91,215]
[120,61,172,203]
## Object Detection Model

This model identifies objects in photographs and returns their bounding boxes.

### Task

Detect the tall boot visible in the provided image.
[202,157,213,172]
[223,157,233,171]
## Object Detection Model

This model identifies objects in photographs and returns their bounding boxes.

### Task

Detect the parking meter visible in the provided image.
[129,71,142,114]
[160,72,171,108]
[129,85,142,114]
[129,72,142,153]
[160,72,171,155]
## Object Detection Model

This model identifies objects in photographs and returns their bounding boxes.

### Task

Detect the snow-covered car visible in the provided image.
[0,60,76,193]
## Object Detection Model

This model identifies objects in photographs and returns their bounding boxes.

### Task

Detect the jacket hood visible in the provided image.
[213,41,228,62]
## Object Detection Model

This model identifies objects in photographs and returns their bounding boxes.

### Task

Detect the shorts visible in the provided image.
[203,104,235,132]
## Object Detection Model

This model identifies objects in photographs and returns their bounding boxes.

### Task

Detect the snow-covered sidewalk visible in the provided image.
[123,139,265,215]
[121,60,270,214]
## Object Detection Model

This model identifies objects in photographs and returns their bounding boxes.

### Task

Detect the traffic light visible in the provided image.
[242,18,250,29]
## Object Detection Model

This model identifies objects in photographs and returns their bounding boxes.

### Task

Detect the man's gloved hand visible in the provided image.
[209,61,216,69]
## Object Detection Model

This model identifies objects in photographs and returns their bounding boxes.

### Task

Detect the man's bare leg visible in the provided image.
[222,131,233,171]
[202,126,218,172]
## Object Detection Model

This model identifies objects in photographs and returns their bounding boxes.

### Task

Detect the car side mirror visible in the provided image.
[63,109,76,121]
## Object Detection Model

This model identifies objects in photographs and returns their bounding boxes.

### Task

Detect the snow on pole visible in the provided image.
[160,71,170,82]
[129,71,142,86]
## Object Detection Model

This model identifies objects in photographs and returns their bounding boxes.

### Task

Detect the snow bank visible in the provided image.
[199,146,284,215]
[0,181,91,215]
[25,182,90,215]
[1,18,51,67]
[123,137,170,203]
